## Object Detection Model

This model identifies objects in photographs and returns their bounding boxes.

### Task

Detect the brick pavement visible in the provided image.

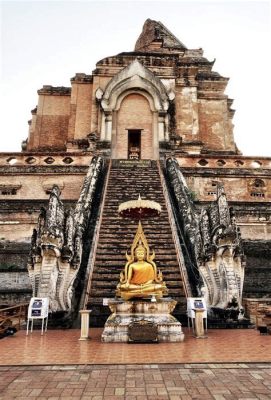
[0,363,270,400]
[0,328,270,365]
[0,328,271,399]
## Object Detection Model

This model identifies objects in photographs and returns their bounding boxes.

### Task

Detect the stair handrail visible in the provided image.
[0,303,28,332]
[81,159,112,310]
[157,161,192,298]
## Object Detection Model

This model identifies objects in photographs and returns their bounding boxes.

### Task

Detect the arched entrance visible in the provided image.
[97,59,174,160]
[113,93,155,159]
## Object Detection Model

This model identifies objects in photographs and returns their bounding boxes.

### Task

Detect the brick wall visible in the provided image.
[243,298,271,325]
[198,99,235,152]
[175,86,199,139]
[243,240,271,297]
[70,82,93,140]
[116,93,153,159]
[29,94,70,150]
[190,176,271,203]
[0,175,85,201]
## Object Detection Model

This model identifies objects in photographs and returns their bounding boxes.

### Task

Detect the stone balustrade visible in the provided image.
[0,153,270,169]
[0,152,93,167]
[176,156,271,170]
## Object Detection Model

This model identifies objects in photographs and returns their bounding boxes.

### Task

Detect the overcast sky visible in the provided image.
[0,0,270,156]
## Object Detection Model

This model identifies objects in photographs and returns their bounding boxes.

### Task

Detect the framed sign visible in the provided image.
[26,297,49,335]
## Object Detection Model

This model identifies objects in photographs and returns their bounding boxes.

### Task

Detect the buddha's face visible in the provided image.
[135,246,145,261]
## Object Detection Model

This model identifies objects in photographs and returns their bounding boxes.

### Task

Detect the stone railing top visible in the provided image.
[0,153,270,169]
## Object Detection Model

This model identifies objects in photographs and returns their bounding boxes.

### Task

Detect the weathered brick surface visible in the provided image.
[29,94,70,150]
[0,174,85,201]
[115,94,153,159]
[72,82,93,140]
[175,87,199,139]
[188,175,271,204]
[0,363,270,400]
[35,114,69,150]
[243,240,271,298]
[26,22,237,154]
[243,298,271,324]
[0,241,30,270]
[198,99,235,152]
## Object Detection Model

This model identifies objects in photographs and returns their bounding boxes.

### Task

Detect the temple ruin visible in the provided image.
[0,19,270,326]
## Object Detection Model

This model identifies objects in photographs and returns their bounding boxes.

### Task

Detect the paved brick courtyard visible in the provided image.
[0,328,270,399]
[0,363,270,400]
[0,328,270,365]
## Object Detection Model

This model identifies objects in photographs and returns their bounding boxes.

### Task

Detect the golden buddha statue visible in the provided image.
[116,222,168,301]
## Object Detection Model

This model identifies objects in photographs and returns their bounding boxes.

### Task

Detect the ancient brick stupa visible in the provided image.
[0,19,270,328]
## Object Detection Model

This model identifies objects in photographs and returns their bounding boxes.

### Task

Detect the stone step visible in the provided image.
[88,288,185,298]
[98,233,173,240]
[98,224,172,230]
[96,242,177,249]
[93,260,178,267]
[93,271,181,278]
[104,199,166,205]
[95,250,177,257]
[96,246,176,252]
[98,217,170,222]
[92,273,183,282]
[94,258,178,264]
[92,268,180,276]
[92,277,184,289]
[85,162,185,315]
[98,232,174,238]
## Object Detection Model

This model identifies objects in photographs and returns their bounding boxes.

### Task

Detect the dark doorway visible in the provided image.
[128,130,141,160]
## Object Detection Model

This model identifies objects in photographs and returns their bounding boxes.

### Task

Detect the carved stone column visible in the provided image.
[104,112,112,141]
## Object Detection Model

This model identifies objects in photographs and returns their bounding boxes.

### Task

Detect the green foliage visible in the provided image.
[187,190,198,202]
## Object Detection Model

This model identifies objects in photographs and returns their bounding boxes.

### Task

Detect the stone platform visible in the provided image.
[101,298,184,343]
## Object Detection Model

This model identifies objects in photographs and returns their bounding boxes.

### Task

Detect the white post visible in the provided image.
[79,310,92,341]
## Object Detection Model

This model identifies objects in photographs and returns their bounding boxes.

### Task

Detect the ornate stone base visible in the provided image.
[101,298,185,343]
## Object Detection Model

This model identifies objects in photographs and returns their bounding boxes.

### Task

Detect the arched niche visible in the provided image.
[97,59,174,160]
[113,92,154,159]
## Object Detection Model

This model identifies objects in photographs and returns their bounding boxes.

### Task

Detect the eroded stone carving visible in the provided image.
[28,156,104,313]
[166,157,245,314]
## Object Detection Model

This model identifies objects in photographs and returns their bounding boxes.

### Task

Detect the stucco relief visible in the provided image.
[96,59,174,158]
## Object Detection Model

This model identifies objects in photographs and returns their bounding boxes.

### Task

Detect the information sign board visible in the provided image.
[26,297,49,335]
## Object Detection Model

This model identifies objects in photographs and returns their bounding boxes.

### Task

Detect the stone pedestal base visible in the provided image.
[101,298,184,343]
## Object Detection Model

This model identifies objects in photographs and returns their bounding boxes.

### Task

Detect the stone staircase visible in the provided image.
[85,160,187,326]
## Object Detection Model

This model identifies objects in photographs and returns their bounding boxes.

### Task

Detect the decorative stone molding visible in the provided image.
[248,178,267,198]
[0,184,22,196]
[100,59,172,112]
[37,85,71,96]
[70,73,93,83]
[42,180,64,194]
[97,59,174,151]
